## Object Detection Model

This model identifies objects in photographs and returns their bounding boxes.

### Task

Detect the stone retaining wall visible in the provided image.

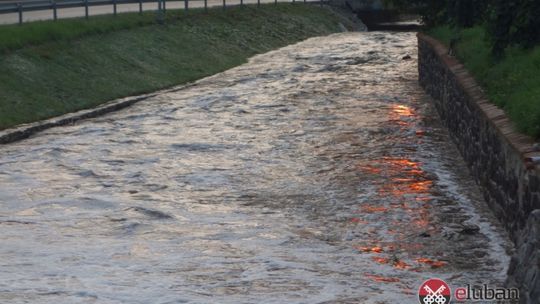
[417,33,540,303]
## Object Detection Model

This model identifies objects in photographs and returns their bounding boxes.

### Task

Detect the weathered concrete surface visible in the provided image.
[418,33,539,303]
[0,82,202,145]
[0,93,156,144]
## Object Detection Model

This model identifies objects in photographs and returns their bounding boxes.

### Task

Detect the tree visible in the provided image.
[384,0,540,56]
[488,0,540,57]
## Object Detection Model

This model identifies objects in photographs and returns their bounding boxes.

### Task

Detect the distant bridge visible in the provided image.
[332,0,383,10]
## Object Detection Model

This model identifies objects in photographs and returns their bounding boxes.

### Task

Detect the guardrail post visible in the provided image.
[204,0,207,12]
[17,3,22,25]
[222,0,225,10]
[257,0,260,7]
[52,0,57,20]
[84,0,89,19]
[138,0,142,14]
[184,0,188,12]
[113,0,117,16]
[156,0,164,23]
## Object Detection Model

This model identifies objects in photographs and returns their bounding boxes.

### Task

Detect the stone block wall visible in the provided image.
[417,33,540,304]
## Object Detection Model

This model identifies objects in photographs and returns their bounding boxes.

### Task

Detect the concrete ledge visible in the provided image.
[0,82,196,145]
[418,32,539,303]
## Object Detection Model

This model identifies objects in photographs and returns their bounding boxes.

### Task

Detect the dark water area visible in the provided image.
[0,32,511,303]
[356,10,422,31]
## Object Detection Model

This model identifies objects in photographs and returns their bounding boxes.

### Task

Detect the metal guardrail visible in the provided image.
[0,0,328,24]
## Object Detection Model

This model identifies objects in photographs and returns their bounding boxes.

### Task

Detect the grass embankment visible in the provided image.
[428,26,540,137]
[0,4,350,129]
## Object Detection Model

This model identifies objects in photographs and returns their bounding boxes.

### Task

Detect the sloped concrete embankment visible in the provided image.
[417,33,540,303]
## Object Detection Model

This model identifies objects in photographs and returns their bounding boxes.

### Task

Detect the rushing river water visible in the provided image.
[0,32,512,303]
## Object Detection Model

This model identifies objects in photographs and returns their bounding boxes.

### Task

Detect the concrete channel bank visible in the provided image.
[418,33,540,303]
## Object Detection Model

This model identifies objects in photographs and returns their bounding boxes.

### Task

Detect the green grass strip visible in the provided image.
[428,25,540,138]
[0,4,349,129]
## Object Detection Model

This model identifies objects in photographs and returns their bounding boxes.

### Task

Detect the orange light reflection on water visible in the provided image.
[351,106,445,271]
[364,273,401,283]
[351,155,437,262]
[416,258,447,268]
[392,105,415,117]
[361,205,389,213]
[393,260,411,269]
[389,104,416,126]
[374,157,433,200]
[372,257,390,264]
[355,246,384,253]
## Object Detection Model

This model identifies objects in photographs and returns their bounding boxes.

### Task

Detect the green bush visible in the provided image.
[429,25,540,137]
[0,4,348,129]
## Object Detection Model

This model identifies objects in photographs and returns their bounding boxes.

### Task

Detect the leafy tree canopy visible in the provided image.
[383,0,540,55]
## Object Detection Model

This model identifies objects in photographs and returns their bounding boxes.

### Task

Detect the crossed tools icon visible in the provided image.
[422,284,447,304]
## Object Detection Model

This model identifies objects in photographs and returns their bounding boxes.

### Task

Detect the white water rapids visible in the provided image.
[0,32,512,303]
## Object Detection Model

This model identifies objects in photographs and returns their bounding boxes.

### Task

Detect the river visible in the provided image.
[0,32,512,303]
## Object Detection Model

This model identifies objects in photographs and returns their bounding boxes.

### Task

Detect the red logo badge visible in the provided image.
[418,278,451,304]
